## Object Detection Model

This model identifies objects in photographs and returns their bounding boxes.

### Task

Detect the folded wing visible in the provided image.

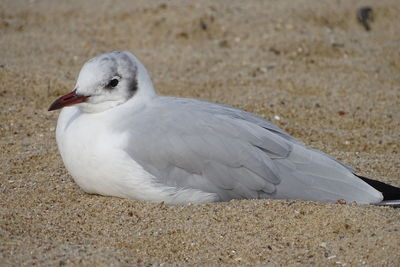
[122,97,382,204]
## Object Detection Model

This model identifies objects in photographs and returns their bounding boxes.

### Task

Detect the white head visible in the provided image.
[49,51,156,113]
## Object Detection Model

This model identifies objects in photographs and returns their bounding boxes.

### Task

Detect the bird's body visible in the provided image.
[50,51,400,205]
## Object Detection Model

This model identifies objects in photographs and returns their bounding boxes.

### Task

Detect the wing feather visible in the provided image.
[120,97,382,204]
[122,97,289,200]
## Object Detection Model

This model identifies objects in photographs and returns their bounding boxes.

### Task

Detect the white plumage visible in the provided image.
[49,51,386,205]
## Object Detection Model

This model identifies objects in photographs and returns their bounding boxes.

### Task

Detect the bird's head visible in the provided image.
[49,51,155,113]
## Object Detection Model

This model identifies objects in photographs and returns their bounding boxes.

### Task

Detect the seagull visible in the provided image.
[49,51,400,206]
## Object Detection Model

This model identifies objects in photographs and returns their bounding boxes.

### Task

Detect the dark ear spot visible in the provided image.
[130,78,138,93]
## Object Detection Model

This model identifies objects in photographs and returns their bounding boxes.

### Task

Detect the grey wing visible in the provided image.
[123,99,293,201]
[199,99,355,172]
[121,97,373,204]
[192,99,300,143]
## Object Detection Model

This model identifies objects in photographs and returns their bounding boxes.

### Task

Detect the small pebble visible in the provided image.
[200,20,208,30]
[218,40,230,48]
[269,47,281,55]
[176,32,188,39]
[357,6,373,31]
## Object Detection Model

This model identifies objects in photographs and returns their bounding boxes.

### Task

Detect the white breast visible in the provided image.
[56,107,144,196]
[55,106,216,204]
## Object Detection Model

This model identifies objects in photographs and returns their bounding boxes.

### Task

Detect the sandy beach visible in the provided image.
[1,0,399,265]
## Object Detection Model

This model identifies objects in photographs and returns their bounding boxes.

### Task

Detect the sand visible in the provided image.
[1,0,399,265]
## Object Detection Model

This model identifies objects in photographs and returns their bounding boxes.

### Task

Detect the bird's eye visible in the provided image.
[107,78,119,88]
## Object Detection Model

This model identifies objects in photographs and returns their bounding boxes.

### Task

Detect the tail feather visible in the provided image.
[355,174,400,204]
[375,200,400,208]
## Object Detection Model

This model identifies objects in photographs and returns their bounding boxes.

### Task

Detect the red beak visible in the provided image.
[48,89,88,111]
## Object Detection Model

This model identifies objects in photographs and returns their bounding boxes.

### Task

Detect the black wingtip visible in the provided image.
[355,174,400,201]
